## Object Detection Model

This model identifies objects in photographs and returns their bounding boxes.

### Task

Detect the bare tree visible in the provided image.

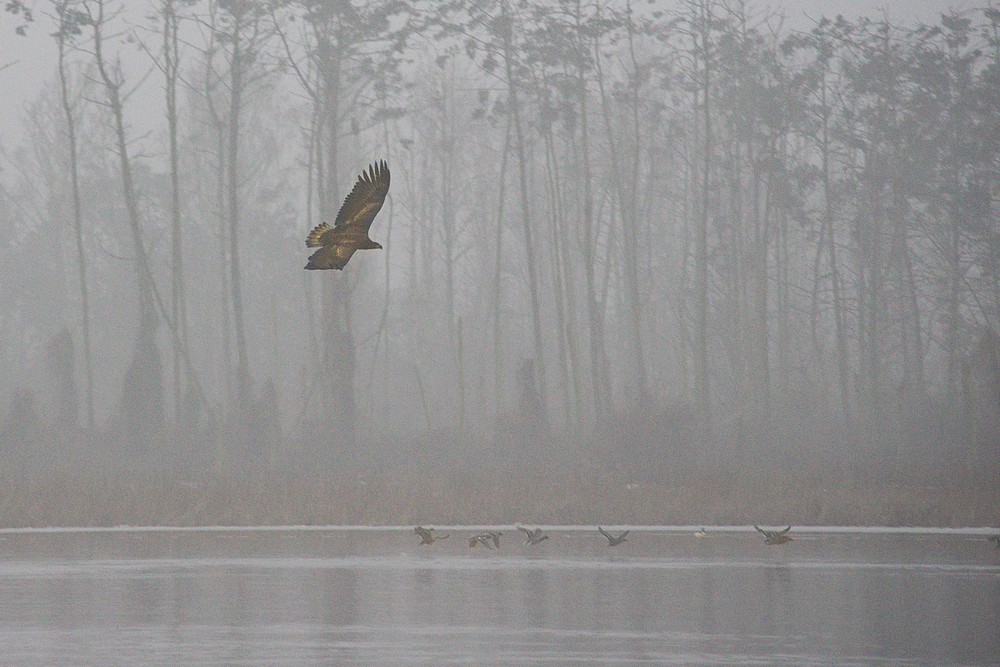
[686,0,715,428]
[161,0,193,421]
[498,0,549,428]
[52,0,95,433]
[84,0,165,448]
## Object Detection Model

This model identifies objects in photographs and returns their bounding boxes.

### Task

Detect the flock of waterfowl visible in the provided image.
[414,526,559,549]
[412,524,802,549]
[413,526,1000,550]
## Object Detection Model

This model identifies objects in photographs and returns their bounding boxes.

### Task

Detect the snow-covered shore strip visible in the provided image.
[0,524,997,535]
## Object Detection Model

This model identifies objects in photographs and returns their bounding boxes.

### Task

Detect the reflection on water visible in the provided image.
[0,528,997,665]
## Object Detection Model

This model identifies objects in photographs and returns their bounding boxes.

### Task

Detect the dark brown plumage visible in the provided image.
[305,160,390,270]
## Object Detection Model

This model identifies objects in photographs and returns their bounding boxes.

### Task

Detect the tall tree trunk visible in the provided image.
[457,317,466,429]
[575,21,610,422]
[321,30,358,449]
[594,11,646,407]
[946,188,963,396]
[890,190,924,395]
[819,72,850,423]
[493,119,512,419]
[855,147,886,445]
[751,139,773,421]
[731,135,751,417]
[163,0,190,422]
[775,136,791,404]
[364,84,397,422]
[200,7,234,423]
[90,0,152,314]
[501,1,547,428]
[55,2,94,433]
[89,0,164,447]
[436,79,459,412]
[227,7,251,411]
[540,122,572,425]
[693,0,713,429]
[549,116,586,423]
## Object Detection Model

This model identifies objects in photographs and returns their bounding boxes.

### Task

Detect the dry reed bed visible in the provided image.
[1,464,997,528]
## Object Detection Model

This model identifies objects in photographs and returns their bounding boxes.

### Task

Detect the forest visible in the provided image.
[0,1,997,527]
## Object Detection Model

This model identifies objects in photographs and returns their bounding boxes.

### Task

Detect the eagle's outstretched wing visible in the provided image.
[304,241,357,271]
[304,160,390,270]
[334,160,390,232]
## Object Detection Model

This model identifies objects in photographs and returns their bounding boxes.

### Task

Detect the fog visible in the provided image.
[0,0,997,527]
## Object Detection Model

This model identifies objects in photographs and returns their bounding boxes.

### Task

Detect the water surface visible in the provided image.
[0,526,997,665]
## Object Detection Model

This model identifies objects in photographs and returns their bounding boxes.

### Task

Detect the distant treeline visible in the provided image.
[0,1,998,478]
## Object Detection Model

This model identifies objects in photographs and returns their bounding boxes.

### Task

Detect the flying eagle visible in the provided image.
[305,160,390,270]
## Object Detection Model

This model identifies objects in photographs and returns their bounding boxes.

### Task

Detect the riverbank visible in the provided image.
[2,463,996,529]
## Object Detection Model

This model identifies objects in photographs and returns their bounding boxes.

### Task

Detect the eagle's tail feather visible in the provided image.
[306,222,332,248]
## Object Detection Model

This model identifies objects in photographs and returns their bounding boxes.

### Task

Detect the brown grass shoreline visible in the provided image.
[2,464,997,529]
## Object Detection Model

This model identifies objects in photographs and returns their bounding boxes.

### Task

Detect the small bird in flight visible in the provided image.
[305,160,390,270]
[755,525,793,545]
[598,526,630,546]
[414,526,449,546]
[518,525,549,546]
[468,534,495,549]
